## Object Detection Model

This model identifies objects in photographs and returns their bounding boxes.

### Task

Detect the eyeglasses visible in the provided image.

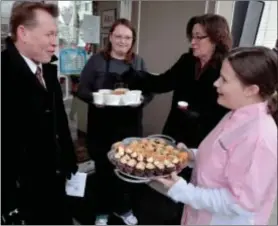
[190,35,208,41]
[112,34,133,41]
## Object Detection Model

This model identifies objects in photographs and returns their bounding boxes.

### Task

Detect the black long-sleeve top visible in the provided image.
[131,52,228,148]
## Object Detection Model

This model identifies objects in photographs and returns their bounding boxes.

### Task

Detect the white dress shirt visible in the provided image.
[21,54,46,88]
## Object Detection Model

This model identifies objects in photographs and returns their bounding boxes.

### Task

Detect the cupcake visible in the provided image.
[134,162,146,177]
[153,160,160,167]
[165,145,174,151]
[171,156,182,171]
[156,144,165,150]
[154,162,165,176]
[178,152,188,168]
[164,162,176,174]
[137,153,144,162]
[131,151,138,158]
[116,145,125,157]
[156,147,165,155]
[170,156,180,165]
[155,138,166,145]
[163,159,171,166]
[125,147,133,154]
[172,149,180,155]
[146,155,154,163]
[129,143,138,149]
[146,145,155,152]
[178,151,189,161]
[145,163,155,177]
[118,157,128,171]
[125,159,137,174]
[122,154,131,161]
[155,154,166,162]
[113,152,122,163]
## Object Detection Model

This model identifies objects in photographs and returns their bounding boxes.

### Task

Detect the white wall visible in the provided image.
[255,1,277,48]
[215,1,235,28]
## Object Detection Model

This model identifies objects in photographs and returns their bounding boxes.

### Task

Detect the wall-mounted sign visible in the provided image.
[59,48,87,75]
[80,15,100,44]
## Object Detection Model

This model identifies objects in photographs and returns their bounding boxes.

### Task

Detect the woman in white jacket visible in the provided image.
[156,46,278,225]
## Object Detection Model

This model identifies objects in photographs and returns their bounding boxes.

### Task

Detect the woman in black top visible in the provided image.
[77,19,152,225]
[130,14,232,181]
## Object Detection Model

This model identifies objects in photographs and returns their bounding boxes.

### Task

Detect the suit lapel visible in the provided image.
[6,37,49,93]
[42,64,54,92]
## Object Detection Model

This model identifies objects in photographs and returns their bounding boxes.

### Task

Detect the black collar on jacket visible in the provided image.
[5,37,54,92]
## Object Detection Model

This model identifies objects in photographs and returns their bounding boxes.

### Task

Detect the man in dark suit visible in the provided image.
[2,2,77,225]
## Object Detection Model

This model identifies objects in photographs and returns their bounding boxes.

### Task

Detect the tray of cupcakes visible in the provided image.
[107,135,189,183]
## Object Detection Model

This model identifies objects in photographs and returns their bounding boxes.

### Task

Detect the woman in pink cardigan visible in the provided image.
[156,46,278,225]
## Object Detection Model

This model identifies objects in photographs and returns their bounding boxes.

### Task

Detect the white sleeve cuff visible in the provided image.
[190,148,198,157]
[167,178,253,217]
[187,148,198,168]
[167,178,188,202]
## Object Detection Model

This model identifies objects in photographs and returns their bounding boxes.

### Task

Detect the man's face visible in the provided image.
[19,9,57,63]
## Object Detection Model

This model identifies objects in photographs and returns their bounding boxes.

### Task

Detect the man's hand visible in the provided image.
[154,172,181,190]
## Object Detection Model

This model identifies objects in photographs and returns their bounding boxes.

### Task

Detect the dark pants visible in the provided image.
[93,147,133,216]
[20,173,73,225]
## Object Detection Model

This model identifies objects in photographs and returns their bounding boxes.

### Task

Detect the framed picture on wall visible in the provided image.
[101,33,109,48]
[101,9,116,28]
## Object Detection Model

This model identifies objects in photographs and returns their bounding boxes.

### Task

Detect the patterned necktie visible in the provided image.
[35,66,46,89]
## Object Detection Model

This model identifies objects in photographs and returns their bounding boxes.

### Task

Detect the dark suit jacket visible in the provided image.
[1,38,77,215]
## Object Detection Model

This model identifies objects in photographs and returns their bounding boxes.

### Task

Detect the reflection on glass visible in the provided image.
[58,1,92,47]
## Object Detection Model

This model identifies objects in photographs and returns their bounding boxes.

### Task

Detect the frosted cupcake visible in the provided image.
[125,147,133,155]
[164,162,176,174]
[165,145,174,151]
[115,145,125,157]
[171,156,182,171]
[146,155,154,163]
[177,151,188,169]
[145,163,155,177]
[131,151,138,159]
[125,159,137,174]
[112,152,122,165]
[134,162,146,177]
[118,157,128,171]
[137,153,144,162]
[154,161,165,176]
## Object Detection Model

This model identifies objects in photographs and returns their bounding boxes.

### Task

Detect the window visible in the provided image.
[1,1,14,50]
[255,1,277,48]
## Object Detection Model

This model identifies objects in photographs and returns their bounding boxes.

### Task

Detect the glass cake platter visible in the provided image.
[107,135,188,183]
